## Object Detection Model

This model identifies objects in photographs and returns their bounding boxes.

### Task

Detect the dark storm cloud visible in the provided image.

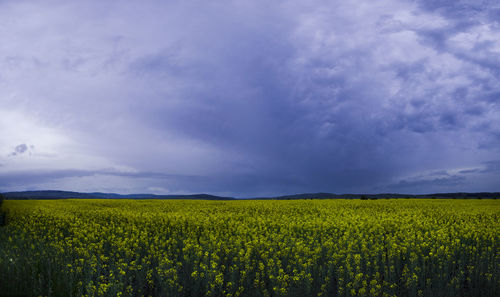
[0,169,205,190]
[480,160,500,173]
[414,1,500,82]
[391,175,467,190]
[14,144,28,154]
[9,144,33,156]
[384,159,500,194]
[0,169,96,187]
[0,0,499,195]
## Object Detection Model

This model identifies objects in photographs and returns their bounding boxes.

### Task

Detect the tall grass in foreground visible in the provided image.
[0,199,498,297]
[0,193,5,226]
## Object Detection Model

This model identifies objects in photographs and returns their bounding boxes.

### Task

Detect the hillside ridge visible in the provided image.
[2,190,499,200]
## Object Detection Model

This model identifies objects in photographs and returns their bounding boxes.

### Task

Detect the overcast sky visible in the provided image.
[1,0,499,197]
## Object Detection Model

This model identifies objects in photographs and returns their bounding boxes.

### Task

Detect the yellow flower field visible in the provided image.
[0,199,498,297]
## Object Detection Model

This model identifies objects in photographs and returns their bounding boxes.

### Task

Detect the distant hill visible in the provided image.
[263,192,500,199]
[2,190,498,200]
[2,190,235,200]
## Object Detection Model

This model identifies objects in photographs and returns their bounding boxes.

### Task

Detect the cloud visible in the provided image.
[15,144,28,154]
[391,175,467,190]
[383,159,500,194]
[0,0,499,195]
[458,168,480,174]
[480,160,500,173]
[0,168,208,194]
[11,144,27,156]
[9,144,35,156]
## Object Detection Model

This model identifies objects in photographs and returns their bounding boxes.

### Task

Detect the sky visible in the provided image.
[0,0,499,197]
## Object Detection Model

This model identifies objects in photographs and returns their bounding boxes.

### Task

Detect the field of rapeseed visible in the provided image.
[0,199,498,297]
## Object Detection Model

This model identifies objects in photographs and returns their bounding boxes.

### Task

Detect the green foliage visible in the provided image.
[0,199,498,297]
[0,193,5,226]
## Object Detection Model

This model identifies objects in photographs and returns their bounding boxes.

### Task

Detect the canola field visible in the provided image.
[0,199,498,297]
